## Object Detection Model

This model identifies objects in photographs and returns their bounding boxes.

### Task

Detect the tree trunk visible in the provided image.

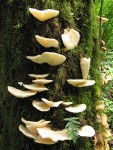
[0,0,102,150]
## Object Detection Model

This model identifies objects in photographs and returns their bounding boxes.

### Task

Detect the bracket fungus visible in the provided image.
[78,125,95,137]
[29,8,59,22]
[80,56,91,79]
[23,83,49,92]
[34,135,57,144]
[35,35,59,48]
[37,127,71,142]
[42,98,63,107]
[61,28,80,51]
[32,79,53,85]
[27,52,66,66]
[19,125,37,139]
[65,104,86,113]
[8,86,37,98]
[32,100,50,112]
[67,79,95,87]
[28,73,49,79]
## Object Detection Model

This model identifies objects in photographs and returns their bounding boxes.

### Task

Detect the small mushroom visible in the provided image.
[65,104,86,113]
[67,79,95,87]
[37,126,71,141]
[78,125,95,137]
[80,56,91,79]
[97,16,109,23]
[32,100,50,111]
[29,8,59,22]
[35,35,59,48]
[32,79,53,85]
[27,52,66,66]
[8,86,37,98]
[61,28,80,50]
[28,73,49,79]
[19,125,37,139]
[103,129,111,138]
[42,98,63,107]
[34,135,57,144]
[23,83,49,92]
[62,101,73,106]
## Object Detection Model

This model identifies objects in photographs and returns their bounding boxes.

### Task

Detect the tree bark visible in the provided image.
[0,0,102,150]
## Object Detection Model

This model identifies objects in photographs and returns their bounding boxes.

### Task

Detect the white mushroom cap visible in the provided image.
[23,83,49,92]
[35,35,59,48]
[67,79,95,87]
[26,120,51,133]
[27,52,66,66]
[65,104,86,113]
[62,101,73,106]
[21,117,45,126]
[37,127,71,141]
[32,79,53,85]
[78,125,95,137]
[19,125,37,139]
[29,8,59,22]
[8,86,37,98]
[28,73,49,79]
[32,100,50,111]
[80,57,91,79]
[34,135,58,144]
[61,28,80,50]
[42,98,63,107]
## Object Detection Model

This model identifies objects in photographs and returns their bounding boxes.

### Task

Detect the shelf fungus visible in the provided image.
[29,8,59,22]
[42,98,63,107]
[28,73,49,79]
[23,83,49,92]
[78,125,95,137]
[62,101,73,106]
[27,52,66,66]
[32,100,50,112]
[37,126,71,142]
[32,99,63,112]
[8,86,37,98]
[19,125,37,139]
[35,35,59,48]
[67,79,95,87]
[61,28,80,51]
[34,135,57,145]
[32,79,53,85]
[80,56,91,79]
[65,104,86,113]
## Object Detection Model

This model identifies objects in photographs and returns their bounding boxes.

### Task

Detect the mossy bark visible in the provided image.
[0,0,102,150]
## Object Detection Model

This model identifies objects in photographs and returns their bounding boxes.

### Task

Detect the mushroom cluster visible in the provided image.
[8,7,96,145]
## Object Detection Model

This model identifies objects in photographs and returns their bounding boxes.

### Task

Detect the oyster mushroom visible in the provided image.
[80,56,91,79]
[67,79,95,87]
[34,135,57,144]
[41,98,63,107]
[78,125,95,137]
[29,8,59,22]
[8,86,37,98]
[27,52,66,66]
[65,104,86,113]
[97,16,109,23]
[37,126,71,142]
[61,28,80,50]
[28,73,49,79]
[23,83,49,92]
[32,100,50,112]
[19,125,37,139]
[35,35,59,48]
[32,79,53,85]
